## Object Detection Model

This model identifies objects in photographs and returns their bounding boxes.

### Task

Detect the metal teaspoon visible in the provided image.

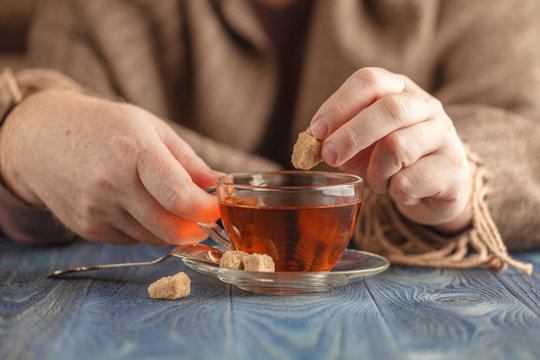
[48,242,224,278]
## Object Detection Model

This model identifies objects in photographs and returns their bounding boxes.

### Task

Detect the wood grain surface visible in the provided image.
[0,237,538,360]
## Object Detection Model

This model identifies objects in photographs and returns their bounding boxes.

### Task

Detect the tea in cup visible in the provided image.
[216,171,363,272]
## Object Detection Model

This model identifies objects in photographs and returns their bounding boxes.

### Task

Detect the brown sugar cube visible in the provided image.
[219,250,276,272]
[148,272,191,300]
[219,250,249,270]
[291,131,323,170]
[242,253,275,272]
[253,236,279,264]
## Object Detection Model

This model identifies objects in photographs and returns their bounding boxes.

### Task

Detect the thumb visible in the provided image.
[159,123,224,189]
[136,138,220,223]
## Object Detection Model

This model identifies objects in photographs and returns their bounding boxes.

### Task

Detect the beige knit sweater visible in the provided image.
[1,0,539,273]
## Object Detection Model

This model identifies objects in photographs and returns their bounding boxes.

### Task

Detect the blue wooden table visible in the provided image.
[1,236,539,360]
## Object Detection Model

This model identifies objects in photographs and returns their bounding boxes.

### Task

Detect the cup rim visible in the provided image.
[216,170,363,191]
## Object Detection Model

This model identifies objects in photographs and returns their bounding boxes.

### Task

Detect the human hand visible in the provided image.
[309,67,472,233]
[0,90,221,246]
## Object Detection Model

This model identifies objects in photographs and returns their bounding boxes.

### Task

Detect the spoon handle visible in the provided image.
[48,254,172,278]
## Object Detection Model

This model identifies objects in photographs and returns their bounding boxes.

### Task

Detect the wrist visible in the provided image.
[430,158,474,236]
[0,91,50,208]
[429,204,473,236]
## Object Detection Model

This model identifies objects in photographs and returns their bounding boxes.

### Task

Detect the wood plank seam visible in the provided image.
[363,279,402,356]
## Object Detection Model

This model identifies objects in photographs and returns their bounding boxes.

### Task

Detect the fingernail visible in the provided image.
[310,117,328,139]
[322,142,338,165]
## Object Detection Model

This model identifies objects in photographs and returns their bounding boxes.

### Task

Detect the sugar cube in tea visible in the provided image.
[243,253,275,272]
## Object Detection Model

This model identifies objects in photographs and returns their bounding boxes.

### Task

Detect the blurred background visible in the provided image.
[0,0,36,72]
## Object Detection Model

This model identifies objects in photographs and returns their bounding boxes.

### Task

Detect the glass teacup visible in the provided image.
[216,171,363,272]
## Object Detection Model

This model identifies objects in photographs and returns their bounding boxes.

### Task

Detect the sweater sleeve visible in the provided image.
[433,0,540,251]
[0,180,76,245]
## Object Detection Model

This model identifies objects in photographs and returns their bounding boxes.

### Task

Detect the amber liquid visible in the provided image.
[218,199,362,272]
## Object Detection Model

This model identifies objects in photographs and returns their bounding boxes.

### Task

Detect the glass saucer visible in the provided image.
[182,249,389,295]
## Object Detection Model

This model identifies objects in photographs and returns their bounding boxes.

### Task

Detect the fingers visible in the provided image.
[88,226,140,246]
[365,117,448,193]
[310,67,407,139]
[136,137,220,224]
[72,197,185,246]
[388,155,472,228]
[121,185,209,244]
[387,154,466,212]
[308,67,443,168]
[112,210,169,247]
[323,92,441,166]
